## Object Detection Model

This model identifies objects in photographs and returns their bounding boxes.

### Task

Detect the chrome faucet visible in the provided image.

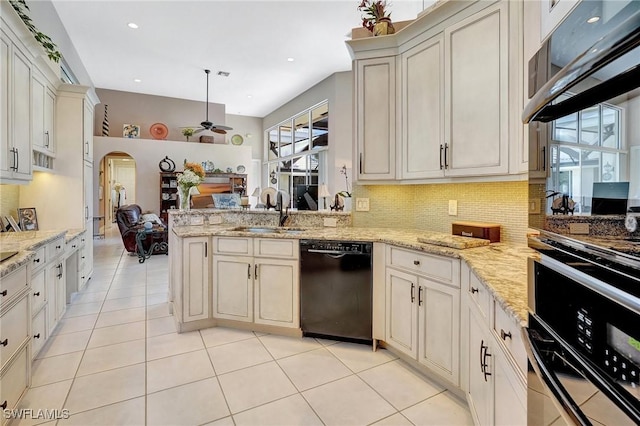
[276,191,289,227]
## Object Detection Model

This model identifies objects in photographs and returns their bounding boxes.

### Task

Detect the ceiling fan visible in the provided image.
[182,69,233,135]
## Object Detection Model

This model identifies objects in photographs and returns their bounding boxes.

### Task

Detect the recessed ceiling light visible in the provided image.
[587,16,600,23]
[217,71,230,77]
[287,57,295,62]
[127,22,139,29]
[247,95,252,99]
[133,78,141,83]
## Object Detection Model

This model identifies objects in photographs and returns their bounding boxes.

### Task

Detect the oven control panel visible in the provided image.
[603,348,640,385]
[301,240,372,254]
[576,308,594,354]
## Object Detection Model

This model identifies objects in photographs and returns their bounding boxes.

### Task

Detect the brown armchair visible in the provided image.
[115,205,167,254]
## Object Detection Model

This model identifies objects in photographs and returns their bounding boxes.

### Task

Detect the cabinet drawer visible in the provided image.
[0,294,29,369]
[468,271,491,320]
[31,246,46,270]
[47,237,65,259]
[66,236,81,254]
[31,268,46,315]
[254,239,299,259]
[214,237,251,255]
[493,301,527,377]
[0,266,28,309]
[0,345,29,424]
[31,307,47,359]
[388,246,459,287]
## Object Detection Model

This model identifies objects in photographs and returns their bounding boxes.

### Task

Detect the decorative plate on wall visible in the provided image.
[231,134,244,145]
[150,123,169,140]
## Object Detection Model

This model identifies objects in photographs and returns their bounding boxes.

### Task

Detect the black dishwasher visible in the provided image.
[300,240,372,343]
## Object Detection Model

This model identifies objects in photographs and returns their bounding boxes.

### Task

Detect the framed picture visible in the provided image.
[212,193,241,209]
[123,124,140,138]
[17,208,38,231]
[5,215,21,232]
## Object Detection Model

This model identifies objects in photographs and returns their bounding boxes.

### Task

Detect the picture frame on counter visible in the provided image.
[17,208,39,231]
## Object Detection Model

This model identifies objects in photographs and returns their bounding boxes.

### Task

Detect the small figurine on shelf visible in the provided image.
[547,190,576,215]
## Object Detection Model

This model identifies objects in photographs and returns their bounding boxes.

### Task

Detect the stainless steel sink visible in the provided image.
[231,226,304,235]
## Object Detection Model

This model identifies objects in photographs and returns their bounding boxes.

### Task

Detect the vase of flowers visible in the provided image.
[176,162,205,210]
[181,128,195,142]
[358,0,395,36]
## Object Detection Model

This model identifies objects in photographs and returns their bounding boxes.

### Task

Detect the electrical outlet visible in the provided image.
[448,200,458,216]
[356,198,370,212]
[208,216,222,225]
[323,218,337,227]
[190,215,204,225]
[529,199,541,214]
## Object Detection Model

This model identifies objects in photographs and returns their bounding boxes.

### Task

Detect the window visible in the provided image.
[548,94,626,213]
[264,101,328,209]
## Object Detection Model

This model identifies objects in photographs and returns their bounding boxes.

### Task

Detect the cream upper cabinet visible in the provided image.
[355,56,397,181]
[400,35,444,179]
[83,101,94,162]
[32,70,55,155]
[539,0,580,43]
[1,33,9,177]
[444,2,509,177]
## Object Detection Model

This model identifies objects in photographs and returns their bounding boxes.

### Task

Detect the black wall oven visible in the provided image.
[524,233,640,425]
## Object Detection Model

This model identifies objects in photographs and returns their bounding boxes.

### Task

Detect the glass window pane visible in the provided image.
[579,106,599,146]
[278,124,292,157]
[601,106,620,149]
[553,113,578,143]
[268,128,279,161]
[293,113,311,156]
[601,152,618,182]
[311,104,329,150]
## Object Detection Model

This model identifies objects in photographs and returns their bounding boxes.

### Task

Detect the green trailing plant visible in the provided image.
[9,0,62,63]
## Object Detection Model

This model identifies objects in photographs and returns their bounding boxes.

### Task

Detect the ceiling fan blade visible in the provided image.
[193,128,206,134]
[212,128,227,135]
[213,124,233,131]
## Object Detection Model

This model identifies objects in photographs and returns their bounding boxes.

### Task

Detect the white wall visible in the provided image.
[94,137,252,216]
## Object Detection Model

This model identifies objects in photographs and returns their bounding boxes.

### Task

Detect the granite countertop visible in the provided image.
[0,230,67,277]
[173,225,534,325]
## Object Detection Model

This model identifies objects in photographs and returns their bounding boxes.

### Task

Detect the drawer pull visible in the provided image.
[471,287,479,294]
[56,245,61,249]
[0,400,6,410]
[34,333,41,339]
[34,258,40,263]
[72,244,77,248]
[0,290,7,297]
[34,291,41,296]
[1,338,7,346]
[500,329,512,340]
[413,260,420,266]
[410,283,415,303]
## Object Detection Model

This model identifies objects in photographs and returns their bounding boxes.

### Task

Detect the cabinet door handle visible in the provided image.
[34,291,40,296]
[1,338,8,347]
[34,258,40,263]
[0,290,7,297]
[471,287,479,294]
[359,153,363,175]
[439,144,444,170]
[34,333,41,339]
[413,260,420,266]
[410,283,415,303]
[247,264,251,279]
[1,400,7,410]
[15,147,19,171]
[541,145,546,171]
[480,339,485,373]
[254,264,258,279]
[204,242,207,257]
[500,329,512,340]
[418,286,423,306]
[482,343,492,382]
[444,143,449,169]
[45,130,50,148]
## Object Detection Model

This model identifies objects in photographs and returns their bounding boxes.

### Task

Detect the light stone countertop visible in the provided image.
[0,230,68,277]
[173,225,535,325]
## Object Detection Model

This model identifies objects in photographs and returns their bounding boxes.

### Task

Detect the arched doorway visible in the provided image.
[100,152,136,223]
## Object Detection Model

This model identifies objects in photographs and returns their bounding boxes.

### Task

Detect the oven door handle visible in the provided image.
[522,327,592,426]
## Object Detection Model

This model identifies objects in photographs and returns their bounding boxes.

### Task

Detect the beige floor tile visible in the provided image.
[208,338,273,374]
[146,292,167,305]
[401,392,474,426]
[100,295,146,312]
[147,349,215,394]
[63,302,103,318]
[359,359,445,410]
[202,417,235,426]
[106,286,147,300]
[87,320,145,348]
[217,361,297,414]
[302,375,396,426]
[36,330,91,359]
[64,364,145,414]
[258,334,323,359]
[147,378,230,425]
[146,330,205,360]
[277,348,352,391]
[146,316,177,337]
[146,284,167,295]
[31,351,83,387]
[52,314,98,335]
[70,291,107,304]
[146,302,171,320]
[233,394,323,426]
[81,281,112,293]
[14,380,73,426]
[326,341,397,373]
[59,397,145,425]
[372,413,414,425]
[200,326,256,348]
[77,339,145,376]
[95,306,146,328]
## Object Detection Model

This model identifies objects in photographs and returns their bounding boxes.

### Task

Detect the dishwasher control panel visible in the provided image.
[300,240,372,254]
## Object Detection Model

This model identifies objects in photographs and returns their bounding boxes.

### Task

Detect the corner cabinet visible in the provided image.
[348,0,524,183]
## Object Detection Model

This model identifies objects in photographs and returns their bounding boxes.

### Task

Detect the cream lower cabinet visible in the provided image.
[212,237,299,329]
[385,246,461,386]
[180,236,210,323]
[45,237,66,336]
[462,262,526,426]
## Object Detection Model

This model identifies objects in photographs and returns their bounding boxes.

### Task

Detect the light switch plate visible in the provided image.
[356,198,370,212]
[529,199,541,214]
[448,200,458,216]
[190,216,204,225]
[208,216,222,225]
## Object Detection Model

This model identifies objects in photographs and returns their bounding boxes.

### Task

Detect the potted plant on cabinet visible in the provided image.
[358,0,395,36]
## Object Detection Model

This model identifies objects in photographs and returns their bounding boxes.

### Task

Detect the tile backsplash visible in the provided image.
[0,185,20,224]
[352,180,529,245]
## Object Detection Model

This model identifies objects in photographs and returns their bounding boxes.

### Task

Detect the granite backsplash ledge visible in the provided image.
[168,209,352,228]
[545,214,640,238]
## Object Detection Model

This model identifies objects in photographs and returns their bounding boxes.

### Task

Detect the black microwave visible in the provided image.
[523,1,640,124]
